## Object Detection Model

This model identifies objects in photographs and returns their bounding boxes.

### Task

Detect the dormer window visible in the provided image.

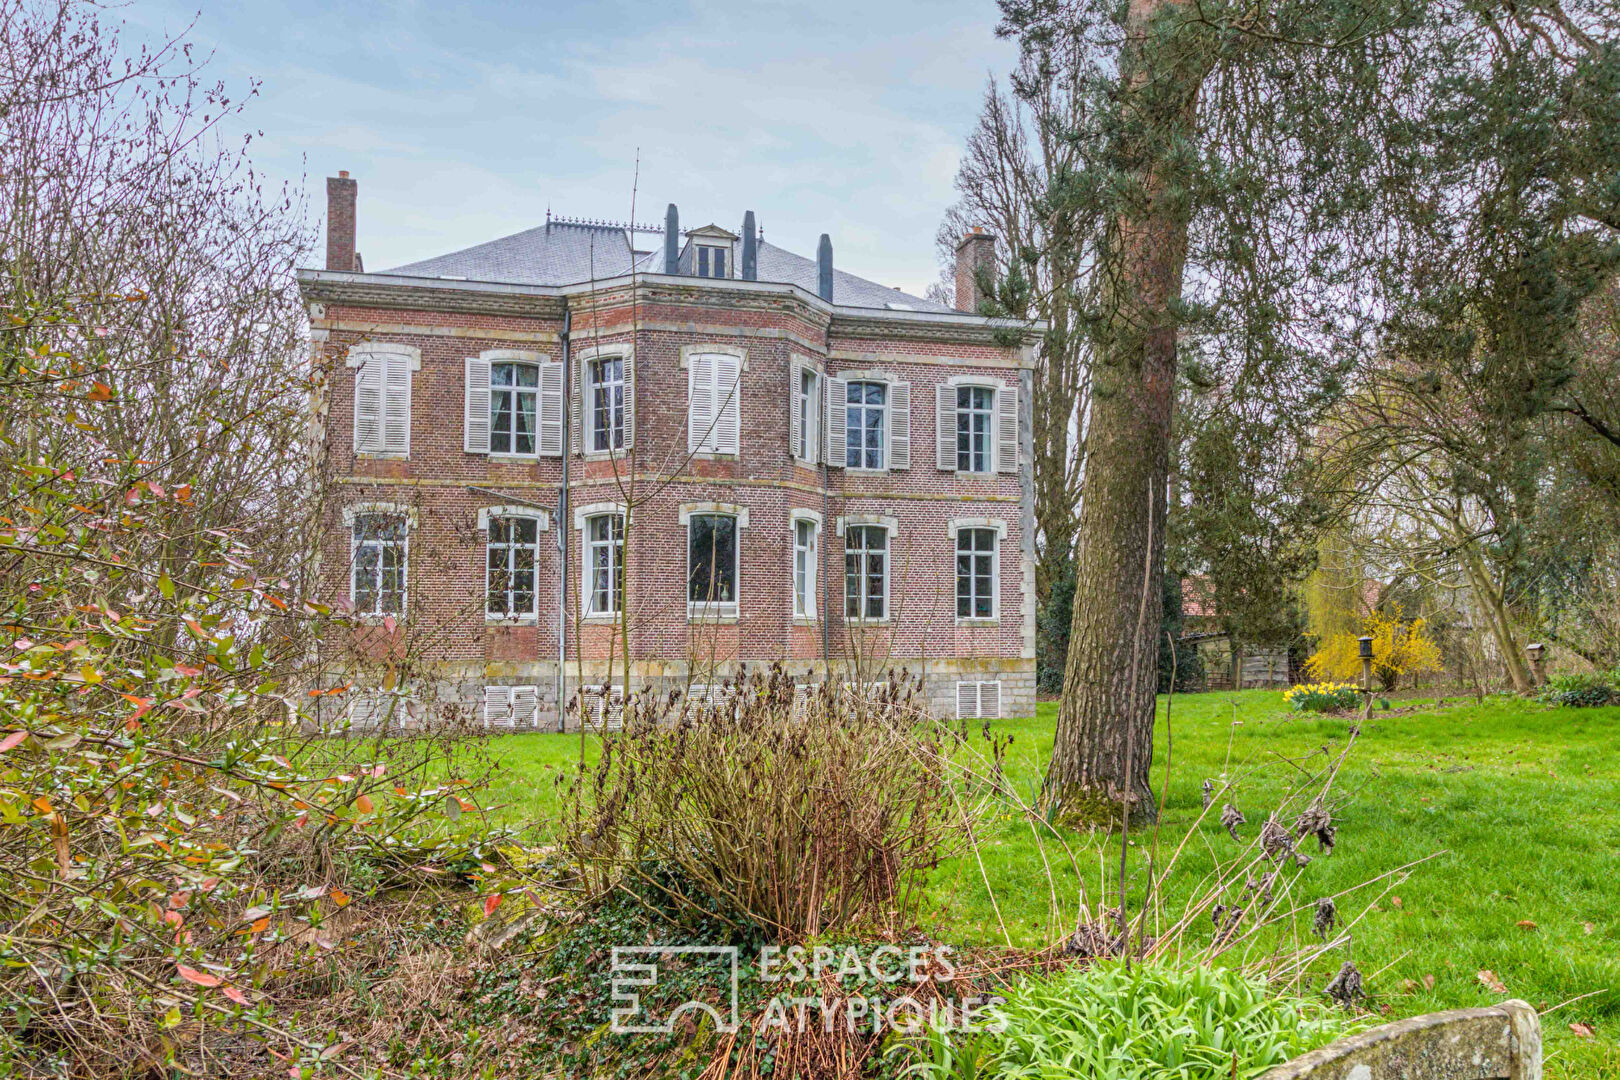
[697,245,728,278]
[683,225,739,279]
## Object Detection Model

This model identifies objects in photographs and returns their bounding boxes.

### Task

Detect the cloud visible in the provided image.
[121,0,1015,295]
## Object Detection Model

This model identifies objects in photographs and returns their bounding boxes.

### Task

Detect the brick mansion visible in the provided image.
[297,174,1038,729]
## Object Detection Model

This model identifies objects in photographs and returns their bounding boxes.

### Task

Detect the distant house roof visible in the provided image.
[382,218,956,315]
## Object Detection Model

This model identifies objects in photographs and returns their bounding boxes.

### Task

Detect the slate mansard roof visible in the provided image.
[382,218,957,315]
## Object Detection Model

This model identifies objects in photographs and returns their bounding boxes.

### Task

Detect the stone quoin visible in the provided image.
[297,178,1039,730]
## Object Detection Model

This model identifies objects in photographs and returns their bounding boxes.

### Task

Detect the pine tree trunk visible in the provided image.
[1045,0,1204,825]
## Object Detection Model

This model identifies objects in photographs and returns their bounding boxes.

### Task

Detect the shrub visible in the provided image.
[1306,609,1442,690]
[1536,672,1617,708]
[556,667,971,941]
[1283,682,1362,713]
[896,962,1364,1080]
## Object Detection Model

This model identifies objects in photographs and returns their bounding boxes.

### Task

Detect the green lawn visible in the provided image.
[463,690,1620,1078]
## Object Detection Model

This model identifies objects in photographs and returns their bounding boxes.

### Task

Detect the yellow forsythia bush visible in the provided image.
[1305,609,1443,690]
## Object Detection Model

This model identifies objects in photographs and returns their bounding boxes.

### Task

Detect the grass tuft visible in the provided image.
[894,962,1364,1079]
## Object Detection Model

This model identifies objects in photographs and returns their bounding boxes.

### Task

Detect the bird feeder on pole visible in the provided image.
[1526,643,1546,687]
[1357,635,1376,723]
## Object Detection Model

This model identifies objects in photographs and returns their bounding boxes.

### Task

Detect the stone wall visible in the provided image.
[309,655,1038,733]
[1262,1000,1541,1080]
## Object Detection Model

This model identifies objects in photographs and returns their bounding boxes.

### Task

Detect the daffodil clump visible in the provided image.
[1284,682,1362,713]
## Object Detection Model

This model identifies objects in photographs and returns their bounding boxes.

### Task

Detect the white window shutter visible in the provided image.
[825,377,847,467]
[807,371,820,465]
[622,352,635,450]
[483,685,514,728]
[956,681,977,720]
[464,356,491,454]
[354,356,383,452]
[937,384,955,471]
[570,362,582,455]
[383,352,411,454]
[688,355,715,452]
[984,681,1002,719]
[716,356,741,454]
[889,380,910,470]
[997,384,1018,474]
[511,685,539,728]
[538,361,565,456]
[596,686,625,731]
[789,362,804,461]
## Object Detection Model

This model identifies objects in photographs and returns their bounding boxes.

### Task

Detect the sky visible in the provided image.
[123,0,1019,297]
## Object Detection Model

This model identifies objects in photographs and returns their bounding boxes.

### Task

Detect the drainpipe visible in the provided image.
[820,316,832,679]
[556,306,571,731]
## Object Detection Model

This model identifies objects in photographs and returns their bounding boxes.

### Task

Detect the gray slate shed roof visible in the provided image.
[383,219,955,314]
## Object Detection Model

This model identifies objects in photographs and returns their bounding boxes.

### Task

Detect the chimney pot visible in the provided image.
[325,173,358,272]
[816,234,833,302]
[954,229,997,313]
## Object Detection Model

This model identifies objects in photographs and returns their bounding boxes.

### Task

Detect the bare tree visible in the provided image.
[936,53,1098,605]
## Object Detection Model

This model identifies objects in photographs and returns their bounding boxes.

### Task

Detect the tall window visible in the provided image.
[688,514,738,613]
[956,385,994,473]
[590,356,625,452]
[956,528,997,619]
[586,513,624,616]
[486,516,539,619]
[793,518,818,618]
[797,367,819,461]
[844,525,888,621]
[846,381,887,469]
[490,361,538,455]
[351,513,407,616]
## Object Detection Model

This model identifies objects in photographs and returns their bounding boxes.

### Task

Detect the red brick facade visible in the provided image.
[300,235,1036,728]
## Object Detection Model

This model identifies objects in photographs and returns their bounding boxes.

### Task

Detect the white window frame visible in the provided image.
[588,353,626,453]
[844,379,888,471]
[573,344,634,458]
[838,516,894,624]
[573,502,628,621]
[479,506,549,623]
[489,358,541,457]
[791,509,822,620]
[956,383,996,474]
[937,374,1016,475]
[584,513,624,617]
[348,343,420,458]
[681,502,749,620]
[342,502,417,620]
[949,518,1006,624]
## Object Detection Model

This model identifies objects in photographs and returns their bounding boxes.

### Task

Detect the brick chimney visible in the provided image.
[325,171,358,272]
[954,228,996,313]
